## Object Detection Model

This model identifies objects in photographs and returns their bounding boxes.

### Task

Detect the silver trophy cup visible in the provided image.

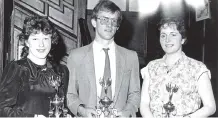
[48,75,68,118]
[163,83,179,118]
[97,78,117,117]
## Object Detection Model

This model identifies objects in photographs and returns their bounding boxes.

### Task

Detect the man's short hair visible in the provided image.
[91,0,123,26]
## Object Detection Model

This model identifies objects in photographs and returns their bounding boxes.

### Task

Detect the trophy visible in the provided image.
[48,74,68,118]
[163,83,178,118]
[97,78,117,117]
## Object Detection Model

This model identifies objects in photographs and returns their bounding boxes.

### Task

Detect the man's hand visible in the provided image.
[78,105,97,117]
[116,110,132,117]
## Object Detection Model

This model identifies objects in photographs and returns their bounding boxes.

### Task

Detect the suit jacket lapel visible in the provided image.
[83,44,97,107]
[113,44,125,105]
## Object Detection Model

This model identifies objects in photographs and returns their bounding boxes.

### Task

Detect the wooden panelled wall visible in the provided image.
[11,0,86,64]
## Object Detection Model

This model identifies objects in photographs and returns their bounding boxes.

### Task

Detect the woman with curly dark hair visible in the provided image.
[0,16,69,117]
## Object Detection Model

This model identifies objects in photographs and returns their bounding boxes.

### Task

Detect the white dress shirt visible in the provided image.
[93,40,116,101]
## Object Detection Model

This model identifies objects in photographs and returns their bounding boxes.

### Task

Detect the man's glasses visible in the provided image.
[96,16,119,27]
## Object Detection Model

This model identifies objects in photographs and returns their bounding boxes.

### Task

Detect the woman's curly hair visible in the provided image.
[18,16,60,62]
[158,17,187,39]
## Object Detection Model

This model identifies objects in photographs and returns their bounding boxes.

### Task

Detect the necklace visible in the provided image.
[164,59,181,74]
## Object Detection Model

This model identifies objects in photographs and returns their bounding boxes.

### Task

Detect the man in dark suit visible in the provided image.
[66,0,140,117]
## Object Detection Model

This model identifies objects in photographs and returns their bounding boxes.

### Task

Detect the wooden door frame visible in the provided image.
[0,0,4,77]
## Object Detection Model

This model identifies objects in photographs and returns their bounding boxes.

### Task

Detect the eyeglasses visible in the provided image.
[96,16,119,27]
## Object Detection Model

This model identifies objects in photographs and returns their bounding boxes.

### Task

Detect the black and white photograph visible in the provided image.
[0,0,217,117]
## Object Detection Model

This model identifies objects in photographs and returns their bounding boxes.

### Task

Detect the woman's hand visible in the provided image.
[34,114,72,118]
[66,113,72,118]
[183,116,191,118]
[34,114,46,118]
[170,116,190,118]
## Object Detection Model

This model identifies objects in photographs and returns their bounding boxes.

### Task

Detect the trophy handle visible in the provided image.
[48,109,54,118]
[112,109,118,116]
[62,108,68,117]
[96,109,102,118]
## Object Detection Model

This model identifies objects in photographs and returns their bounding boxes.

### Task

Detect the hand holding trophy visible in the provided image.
[97,78,117,118]
[48,74,68,118]
[162,83,179,118]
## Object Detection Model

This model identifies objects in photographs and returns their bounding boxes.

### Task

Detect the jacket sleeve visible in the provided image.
[122,52,141,116]
[0,61,34,117]
[66,51,84,116]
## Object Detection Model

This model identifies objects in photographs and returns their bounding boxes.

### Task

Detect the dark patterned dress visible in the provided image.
[0,58,69,117]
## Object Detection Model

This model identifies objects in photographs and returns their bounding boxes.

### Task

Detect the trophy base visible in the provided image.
[96,108,117,118]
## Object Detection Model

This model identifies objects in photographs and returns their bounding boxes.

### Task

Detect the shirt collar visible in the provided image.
[161,51,187,66]
[93,40,115,52]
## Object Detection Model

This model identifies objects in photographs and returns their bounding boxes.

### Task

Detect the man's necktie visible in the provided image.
[100,48,112,100]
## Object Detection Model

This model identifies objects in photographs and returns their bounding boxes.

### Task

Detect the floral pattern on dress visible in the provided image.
[141,52,211,118]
